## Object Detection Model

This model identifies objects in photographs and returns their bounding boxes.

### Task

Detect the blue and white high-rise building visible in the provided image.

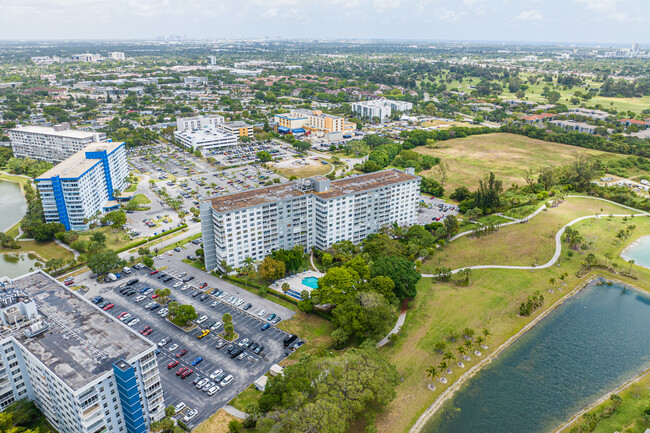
[35,141,128,231]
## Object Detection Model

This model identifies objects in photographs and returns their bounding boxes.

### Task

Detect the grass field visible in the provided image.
[12,240,75,261]
[131,193,152,205]
[277,311,335,360]
[78,226,136,252]
[375,197,650,433]
[421,197,642,273]
[230,384,261,412]
[421,119,477,129]
[193,409,241,433]
[272,158,332,178]
[0,171,31,188]
[415,133,641,192]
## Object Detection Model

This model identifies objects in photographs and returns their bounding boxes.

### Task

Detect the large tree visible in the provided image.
[87,249,124,275]
[313,266,360,305]
[370,256,420,300]
[258,256,286,282]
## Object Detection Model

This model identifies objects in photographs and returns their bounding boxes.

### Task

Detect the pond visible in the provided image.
[423,280,650,433]
[0,180,26,232]
[0,253,42,279]
[620,235,650,270]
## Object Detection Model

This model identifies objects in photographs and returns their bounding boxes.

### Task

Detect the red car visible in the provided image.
[199,283,207,289]
[143,328,153,336]
[176,349,188,358]
[175,366,187,376]
[103,304,114,311]
[180,369,193,379]
[64,280,74,286]
[139,326,151,334]
[151,294,159,299]
[150,270,159,275]
[117,312,127,318]
[167,360,179,369]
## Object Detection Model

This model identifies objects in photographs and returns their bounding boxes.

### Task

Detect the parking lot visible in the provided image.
[416,196,460,225]
[83,266,296,428]
[208,142,299,166]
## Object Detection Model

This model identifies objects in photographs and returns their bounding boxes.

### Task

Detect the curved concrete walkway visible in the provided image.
[223,405,247,419]
[376,300,408,348]
[406,196,649,433]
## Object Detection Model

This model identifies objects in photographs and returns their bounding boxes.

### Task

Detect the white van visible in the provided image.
[207,385,220,396]
[122,266,131,274]
[107,273,118,281]
[220,375,234,387]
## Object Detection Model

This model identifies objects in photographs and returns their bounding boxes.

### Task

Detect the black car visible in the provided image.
[157,273,166,279]
[182,276,193,282]
[127,278,139,286]
[126,289,136,296]
[253,345,264,355]
[230,348,244,359]
[199,294,209,301]
[119,286,129,294]
[150,304,161,311]
[226,344,235,353]
[192,290,201,298]
[243,303,252,311]
[162,276,173,282]
[186,256,196,261]
[99,301,110,308]
[283,334,298,348]
[249,343,258,351]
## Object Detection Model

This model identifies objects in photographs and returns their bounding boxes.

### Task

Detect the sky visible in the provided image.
[0,0,647,45]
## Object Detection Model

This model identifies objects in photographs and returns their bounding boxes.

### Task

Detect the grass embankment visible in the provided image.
[78,226,136,252]
[271,159,331,178]
[11,240,74,261]
[421,197,642,272]
[277,311,335,360]
[193,409,241,433]
[0,171,31,189]
[376,198,650,433]
[558,370,650,433]
[230,384,261,412]
[415,133,644,191]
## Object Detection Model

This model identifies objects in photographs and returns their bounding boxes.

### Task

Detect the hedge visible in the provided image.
[220,275,332,321]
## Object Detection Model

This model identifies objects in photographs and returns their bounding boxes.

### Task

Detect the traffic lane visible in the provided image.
[94,283,289,428]
[154,257,295,321]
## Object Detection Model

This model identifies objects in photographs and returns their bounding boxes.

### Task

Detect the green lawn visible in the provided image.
[277,311,335,359]
[78,226,136,252]
[376,198,650,433]
[0,171,31,188]
[230,384,262,412]
[5,221,21,239]
[421,197,642,273]
[416,133,643,192]
[12,240,74,261]
[131,193,152,205]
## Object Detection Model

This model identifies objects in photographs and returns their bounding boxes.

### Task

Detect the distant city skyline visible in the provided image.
[0,0,648,45]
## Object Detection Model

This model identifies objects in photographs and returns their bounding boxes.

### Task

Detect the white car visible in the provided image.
[257,309,267,317]
[195,378,209,389]
[210,322,222,331]
[207,385,220,396]
[183,410,197,422]
[238,338,249,347]
[157,255,165,260]
[181,285,190,291]
[173,282,183,288]
[175,402,186,414]
[230,297,238,305]
[168,344,178,351]
[178,272,187,278]
[196,315,207,324]
[209,369,223,380]
[158,339,169,347]
[165,251,173,256]
[128,318,140,327]
[135,295,146,302]
[218,292,227,298]
[236,299,244,306]
[120,314,131,322]
[211,301,219,307]
[226,296,234,303]
[219,375,234,387]
[144,289,154,295]
[158,308,168,316]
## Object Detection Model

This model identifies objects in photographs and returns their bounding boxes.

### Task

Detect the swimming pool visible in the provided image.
[302,276,319,289]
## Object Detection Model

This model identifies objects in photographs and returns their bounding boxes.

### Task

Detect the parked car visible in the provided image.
[261,323,271,331]
[182,409,197,421]
[198,283,208,289]
[207,385,220,396]
[127,318,140,327]
[139,326,151,334]
[219,375,234,387]
[196,329,210,339]
[254,345,264,355]
[191,357,203,366]
[195,378,209,389]
[176,349,188,358]
[158,338,172,347]
[174,402,186,413]
[257,309,267,317]
[199,294,209,301]
[175,366,187,376]
[243,303,252,311]
[215,340,226,350]
[169,344,178,352]
[267,313,276,321]
[196,315,208,324]
[103,304,115,311]
[150,270,159,275]
[209,369,223,380]
[180,369,193,379]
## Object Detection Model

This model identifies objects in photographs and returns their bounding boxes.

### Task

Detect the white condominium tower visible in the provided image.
[8,124,106,163]
[0,271,165,433]
[200,168,420,271]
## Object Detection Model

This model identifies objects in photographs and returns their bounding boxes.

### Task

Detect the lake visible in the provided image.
[621,235,650,270]
[0,180,27,232]
[423,280,650,433]
[0,253,42,278]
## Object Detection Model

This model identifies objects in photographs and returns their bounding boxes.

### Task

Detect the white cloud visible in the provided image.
[516,9,543,20]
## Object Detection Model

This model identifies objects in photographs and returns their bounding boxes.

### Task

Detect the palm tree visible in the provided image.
[628,259,635,273]
[457,345,467,361]
[464,339,473,350]
[438,361,448,375]
[482,328,491,339]
[548,277,556,288]
[476,336,486,349]
[604,252,612,267]
[443,351,456,366]
[425,365,438,383]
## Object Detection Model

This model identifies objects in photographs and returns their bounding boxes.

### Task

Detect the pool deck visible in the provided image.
[270,270,324,299]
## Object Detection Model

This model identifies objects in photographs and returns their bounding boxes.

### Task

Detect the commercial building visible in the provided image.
[35,141,128,231]
[521,113,556,124]
[351,98,413,121]
[8,124,107,164]
[274,109,356,141]
[71,53,103,62]
[218,121,254,138]
[200,168,420,271]
[173,129,238,153]
[566,108,610,121]
[183,76,208,86]
[107,52,125,61]
[176,115,225,132]
[0,271,165,433]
